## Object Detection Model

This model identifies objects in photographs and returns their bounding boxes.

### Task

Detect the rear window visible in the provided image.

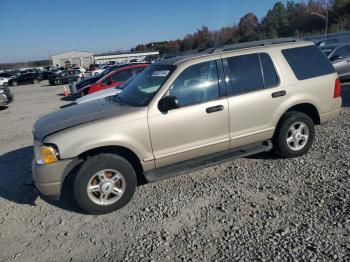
[282,45,335,80]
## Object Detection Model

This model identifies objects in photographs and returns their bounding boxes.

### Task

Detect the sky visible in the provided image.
[0,0,295,63]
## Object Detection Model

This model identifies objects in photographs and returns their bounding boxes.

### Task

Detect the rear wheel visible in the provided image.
[273,111,315,158]
[73,153,137,214]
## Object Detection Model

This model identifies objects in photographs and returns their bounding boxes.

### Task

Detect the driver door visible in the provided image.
[148,60,230,168]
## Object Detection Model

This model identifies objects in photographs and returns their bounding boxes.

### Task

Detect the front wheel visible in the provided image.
[73,153,137,214]
[273,111,315,158]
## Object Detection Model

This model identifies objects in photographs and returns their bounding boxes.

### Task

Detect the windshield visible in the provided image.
[116,77,134,90]
[116,64,175,107]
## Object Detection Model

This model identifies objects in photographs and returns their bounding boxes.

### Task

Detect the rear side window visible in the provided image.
[260,53,279,88]
[224,54,264,95]
[282,45,335,80]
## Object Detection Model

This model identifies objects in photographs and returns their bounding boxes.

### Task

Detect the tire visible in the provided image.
[273,111,315,158]
[12,81,18,86]
[33,79,39,84]
[73,153,137,214]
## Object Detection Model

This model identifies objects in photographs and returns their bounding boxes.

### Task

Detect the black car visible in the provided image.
[48,70,82,85]
[0,85,13,106]
[41,71,56,80]
[0,72,12,78]
[8,73,42,86]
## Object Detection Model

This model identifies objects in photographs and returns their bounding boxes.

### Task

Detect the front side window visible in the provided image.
[117,65,175,107]
[167,61,220,107]
[224,54,264,95]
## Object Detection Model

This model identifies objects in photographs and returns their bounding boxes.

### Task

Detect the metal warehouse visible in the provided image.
[51,51,95,68]
[94,51,159,64]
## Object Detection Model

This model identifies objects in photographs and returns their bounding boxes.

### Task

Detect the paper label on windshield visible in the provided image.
[152,70,170,77]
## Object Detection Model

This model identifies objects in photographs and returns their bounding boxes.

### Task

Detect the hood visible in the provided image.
[33,98,138,141]
[75,88,121,105]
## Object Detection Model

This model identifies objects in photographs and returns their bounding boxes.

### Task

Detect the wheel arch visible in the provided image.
[62,145,147,188]
[275,103,320,130]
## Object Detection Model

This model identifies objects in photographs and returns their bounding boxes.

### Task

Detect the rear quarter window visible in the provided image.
[282,45,335,80]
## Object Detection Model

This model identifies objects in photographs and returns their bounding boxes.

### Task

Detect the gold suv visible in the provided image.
[32,39,342,214]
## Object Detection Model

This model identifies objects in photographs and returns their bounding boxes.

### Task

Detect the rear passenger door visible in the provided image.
[222,53,283,148]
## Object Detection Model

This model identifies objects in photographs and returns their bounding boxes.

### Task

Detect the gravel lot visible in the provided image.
[0,81,349,261]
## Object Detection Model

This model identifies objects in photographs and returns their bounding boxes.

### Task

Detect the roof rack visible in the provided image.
[210,37,299,54]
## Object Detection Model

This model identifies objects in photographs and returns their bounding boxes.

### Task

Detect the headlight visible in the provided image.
[34,145,58,164]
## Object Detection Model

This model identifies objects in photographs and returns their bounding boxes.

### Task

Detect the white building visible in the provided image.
[51,51,95,68]
[94,51,159,64]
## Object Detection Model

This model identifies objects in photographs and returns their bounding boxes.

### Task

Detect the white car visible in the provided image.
[92,65,110,76]
[0,77,10,86]
[74,86,121,105]
[74,76,133,105]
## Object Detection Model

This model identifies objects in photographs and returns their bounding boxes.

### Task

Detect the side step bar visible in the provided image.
[144,140,273,183]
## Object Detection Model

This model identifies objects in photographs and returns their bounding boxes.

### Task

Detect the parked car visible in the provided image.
[92,65,110,76]
[83,64,148,96]
[41,71,56,80]
[71,66,86,74]
[315,38,339,47]
[48,70,82,85]
[8,73,42,86]
[74,77,134,105]
[73,63,143,96]
[321,43,350,81]
[0,72,12,78]
[0,77,11,86]
[0,85,13,106]
[32,40,341,214]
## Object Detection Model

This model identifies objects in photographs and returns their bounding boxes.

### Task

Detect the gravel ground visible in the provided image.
[0,81,349,261]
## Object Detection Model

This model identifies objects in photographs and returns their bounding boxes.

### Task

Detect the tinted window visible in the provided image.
[333,45,350,58]
[112,69,132,82]
[224,54,264,95]
[168,61,220,106]
[260,53,279,88]
[282,45,335,80]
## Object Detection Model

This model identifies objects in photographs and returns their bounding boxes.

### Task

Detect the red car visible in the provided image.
[86,63,149,95]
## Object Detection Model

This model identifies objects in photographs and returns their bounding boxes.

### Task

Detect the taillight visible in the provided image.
[334,78,341,98]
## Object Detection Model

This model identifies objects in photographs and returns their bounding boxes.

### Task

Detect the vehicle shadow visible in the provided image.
[0,146,84,212]
[0,146,38,206]
[60,96,76,102]
[0,106,8,111]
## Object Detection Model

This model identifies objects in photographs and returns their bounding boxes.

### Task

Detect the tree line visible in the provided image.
[131,0,350,54]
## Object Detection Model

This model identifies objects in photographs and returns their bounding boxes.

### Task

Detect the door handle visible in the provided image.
[272,90,286,98]
[206,105,224,113]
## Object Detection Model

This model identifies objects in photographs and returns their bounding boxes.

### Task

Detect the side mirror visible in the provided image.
[158,96,179,112]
